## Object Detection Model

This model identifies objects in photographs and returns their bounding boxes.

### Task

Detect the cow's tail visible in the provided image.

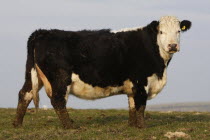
[25,31,40,111]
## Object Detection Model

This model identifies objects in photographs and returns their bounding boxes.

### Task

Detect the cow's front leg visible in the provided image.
[134,90,148,128]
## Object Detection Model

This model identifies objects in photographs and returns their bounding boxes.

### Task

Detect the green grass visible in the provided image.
[0,108,210,140]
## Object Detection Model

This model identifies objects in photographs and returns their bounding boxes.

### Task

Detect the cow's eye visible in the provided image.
[178,30,181,33]
[160,31,163,34]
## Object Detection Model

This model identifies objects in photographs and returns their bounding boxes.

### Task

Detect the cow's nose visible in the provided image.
[169,44,177,48]
[168,44,178,53]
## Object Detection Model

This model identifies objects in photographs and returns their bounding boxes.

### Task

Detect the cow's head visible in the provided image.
[149,16,191,58]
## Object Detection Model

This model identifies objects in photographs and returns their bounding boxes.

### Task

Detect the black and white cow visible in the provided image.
[13,16,191,129]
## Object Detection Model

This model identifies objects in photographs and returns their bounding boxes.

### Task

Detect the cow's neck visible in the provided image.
[143,26,173,67]
[144,28,169,78]
[144,28,168,69]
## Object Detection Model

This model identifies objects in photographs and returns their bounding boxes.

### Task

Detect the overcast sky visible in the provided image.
[0,0,209,109]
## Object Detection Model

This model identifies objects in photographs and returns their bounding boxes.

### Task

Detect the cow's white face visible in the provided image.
[157,17,181,54]
[154,16,191,61]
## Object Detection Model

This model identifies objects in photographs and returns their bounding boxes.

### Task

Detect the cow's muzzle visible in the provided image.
[168,44,178,53]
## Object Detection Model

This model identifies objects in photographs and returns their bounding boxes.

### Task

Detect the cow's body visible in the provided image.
[33,28,166,99]
[13,16,191,129]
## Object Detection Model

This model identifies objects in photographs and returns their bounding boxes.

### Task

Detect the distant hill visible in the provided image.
[147,102,210,112]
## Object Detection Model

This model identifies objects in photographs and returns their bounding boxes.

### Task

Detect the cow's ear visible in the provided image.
[149,20,159,32]
[180,20,191,32]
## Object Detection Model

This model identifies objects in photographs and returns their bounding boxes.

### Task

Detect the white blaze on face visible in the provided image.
[157,16,181,62]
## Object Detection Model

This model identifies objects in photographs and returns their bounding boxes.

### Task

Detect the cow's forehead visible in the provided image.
[159,16,180,30]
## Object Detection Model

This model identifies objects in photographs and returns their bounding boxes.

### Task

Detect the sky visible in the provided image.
[0,0,210,109]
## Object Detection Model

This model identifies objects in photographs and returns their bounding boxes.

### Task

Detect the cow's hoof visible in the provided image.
[62,119,74,129]
[129,123,146,129]
[136,124,146,129]
[12,121,22,128]
[63,124,77,129]
[63,125,73,129]
[69,125,80,129]
[128,122,137,127]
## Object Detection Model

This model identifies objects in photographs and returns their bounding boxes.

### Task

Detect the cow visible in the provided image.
[13,16,191,129]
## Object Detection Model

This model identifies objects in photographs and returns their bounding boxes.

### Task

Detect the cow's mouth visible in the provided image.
[168,48,178,54]
[169,50,178,54]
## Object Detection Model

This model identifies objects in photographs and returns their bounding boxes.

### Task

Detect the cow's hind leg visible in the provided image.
[31,68,43,112]
[13,79,33,127]
[134,90,147,128]
[128,95,137,126]
[128,86,147,128]
[50,69,73,129]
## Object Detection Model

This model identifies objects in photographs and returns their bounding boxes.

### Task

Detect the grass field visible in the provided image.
[0,108,210,140]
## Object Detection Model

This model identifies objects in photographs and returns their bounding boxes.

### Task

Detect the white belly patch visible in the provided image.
[68,73,134,100]
[146,68,167,100]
